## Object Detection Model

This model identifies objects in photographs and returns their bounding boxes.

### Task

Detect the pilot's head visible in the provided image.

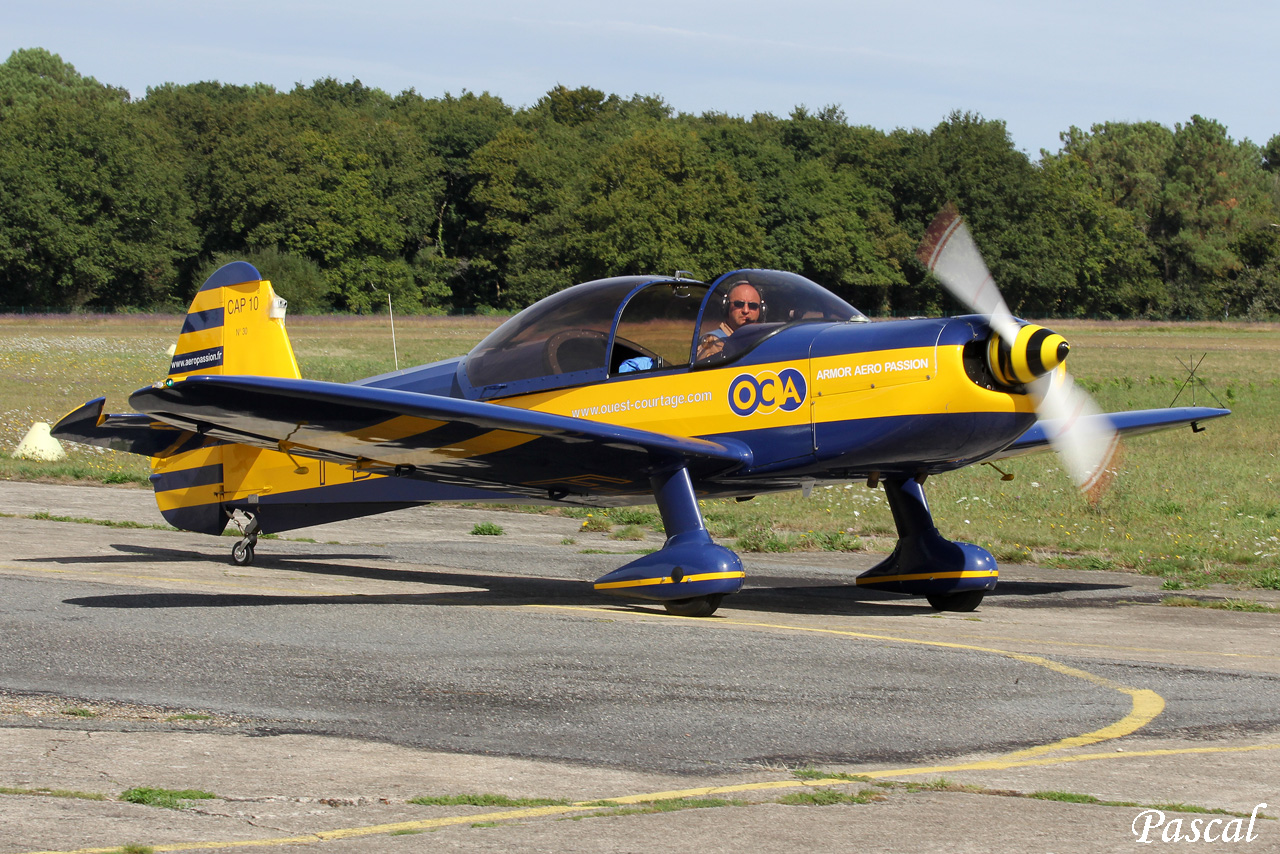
[724,281,762,332]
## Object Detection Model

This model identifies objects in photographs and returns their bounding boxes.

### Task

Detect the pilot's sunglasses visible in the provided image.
[732,300,761,310]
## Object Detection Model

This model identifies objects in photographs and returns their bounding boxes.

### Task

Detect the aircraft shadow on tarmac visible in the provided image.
[53,544,1137,618]
[22,543,392,566]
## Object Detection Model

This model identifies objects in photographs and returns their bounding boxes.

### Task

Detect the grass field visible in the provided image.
[1,313,1276,590]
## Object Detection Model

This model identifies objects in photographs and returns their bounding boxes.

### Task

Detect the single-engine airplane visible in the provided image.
[53,210,1229,616]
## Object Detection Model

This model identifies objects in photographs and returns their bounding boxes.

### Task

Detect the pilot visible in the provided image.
[697,281,762,359]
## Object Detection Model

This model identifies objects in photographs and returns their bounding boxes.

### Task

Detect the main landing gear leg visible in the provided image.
[229,510,261,567]
[853,477,997,611]
[592,466,745,617]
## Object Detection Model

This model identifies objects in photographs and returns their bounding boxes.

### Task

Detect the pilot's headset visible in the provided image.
[721,281,766,322]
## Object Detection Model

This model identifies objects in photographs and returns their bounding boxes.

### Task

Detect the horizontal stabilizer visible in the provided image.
[130,375,752,496]
[52,398,211,458]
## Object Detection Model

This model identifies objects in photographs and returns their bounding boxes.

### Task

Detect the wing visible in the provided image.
[127,375,752,497]
[991,406,1230,460]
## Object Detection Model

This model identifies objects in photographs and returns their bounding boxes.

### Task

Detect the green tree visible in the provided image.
[1155,116,1273,316]
[1227,223,1280,318]
[466,124,582,308]
[1058,121,1174,218]
[1057,118,1279,318]
[1263,134,1280,173]
[143,80,451,311]
[393,90,515,306]
[0,95,195,308]
[874,113,1045,314]
[688,111,908,313]
[534,84,621,127]
[193,94,432,312]
[1034,151,1163,316]
[464,90,680,310]
[576,126,765,289]
[295,77,394,115]
[0,48,128,111]
[139,80,278,291]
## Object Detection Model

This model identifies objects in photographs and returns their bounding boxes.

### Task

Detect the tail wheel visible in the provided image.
[231,540,255,566]
[663,594,724,618]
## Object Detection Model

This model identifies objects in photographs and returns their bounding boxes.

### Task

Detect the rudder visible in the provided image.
[169,261,301,380]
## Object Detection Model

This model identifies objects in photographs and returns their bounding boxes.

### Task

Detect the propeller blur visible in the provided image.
[921,205,1122,501]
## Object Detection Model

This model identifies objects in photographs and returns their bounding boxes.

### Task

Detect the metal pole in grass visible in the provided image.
[388,292,399,371]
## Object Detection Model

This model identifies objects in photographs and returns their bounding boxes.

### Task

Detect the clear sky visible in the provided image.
[7,0,1277,156]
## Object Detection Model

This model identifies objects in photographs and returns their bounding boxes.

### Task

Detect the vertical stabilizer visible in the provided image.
[169,262,301,380]
[151,262,302,536]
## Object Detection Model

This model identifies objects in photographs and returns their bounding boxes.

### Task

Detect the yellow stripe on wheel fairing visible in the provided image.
[854,569,999,586]
[593,571,747,591]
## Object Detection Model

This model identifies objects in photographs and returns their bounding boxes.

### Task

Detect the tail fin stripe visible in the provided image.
[181,307,225,335]
[150,463,224,493]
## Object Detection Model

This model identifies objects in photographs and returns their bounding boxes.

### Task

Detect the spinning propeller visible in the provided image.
[919,206,1120,502]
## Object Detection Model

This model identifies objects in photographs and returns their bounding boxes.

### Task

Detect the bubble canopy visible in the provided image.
[461,270,866,398]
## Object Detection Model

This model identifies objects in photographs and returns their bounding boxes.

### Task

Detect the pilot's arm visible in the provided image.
[696,332,725,360]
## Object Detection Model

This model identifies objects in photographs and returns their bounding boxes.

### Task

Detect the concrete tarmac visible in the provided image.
[0,482,1277,853]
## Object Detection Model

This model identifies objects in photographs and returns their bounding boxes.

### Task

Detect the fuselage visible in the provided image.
[131,268,1042,535]
[365,314,1038,488]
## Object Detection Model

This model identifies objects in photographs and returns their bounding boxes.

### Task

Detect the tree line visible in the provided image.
[2,47,1278,319]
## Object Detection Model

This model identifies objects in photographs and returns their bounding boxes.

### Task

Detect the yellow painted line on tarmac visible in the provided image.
[532,605,1166,757]
[548,742,1280,804]
[947,630,1280,663]
[17,743,1280,854]
[16,805,590,854]
[870,741,1280,779]
[14,602,1258,854]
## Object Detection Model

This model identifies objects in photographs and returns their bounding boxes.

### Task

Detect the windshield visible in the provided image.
[610,281,709,375]
[693,270,866,366]
[462,270,867,395]
[464,277,652,391]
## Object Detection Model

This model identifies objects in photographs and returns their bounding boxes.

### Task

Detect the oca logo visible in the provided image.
[728,368,808,417]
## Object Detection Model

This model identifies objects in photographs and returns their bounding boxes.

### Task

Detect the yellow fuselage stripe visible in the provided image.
[495,344,1032,441]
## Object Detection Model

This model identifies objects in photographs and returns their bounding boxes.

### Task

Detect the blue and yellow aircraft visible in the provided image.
[53,210,1229,616]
